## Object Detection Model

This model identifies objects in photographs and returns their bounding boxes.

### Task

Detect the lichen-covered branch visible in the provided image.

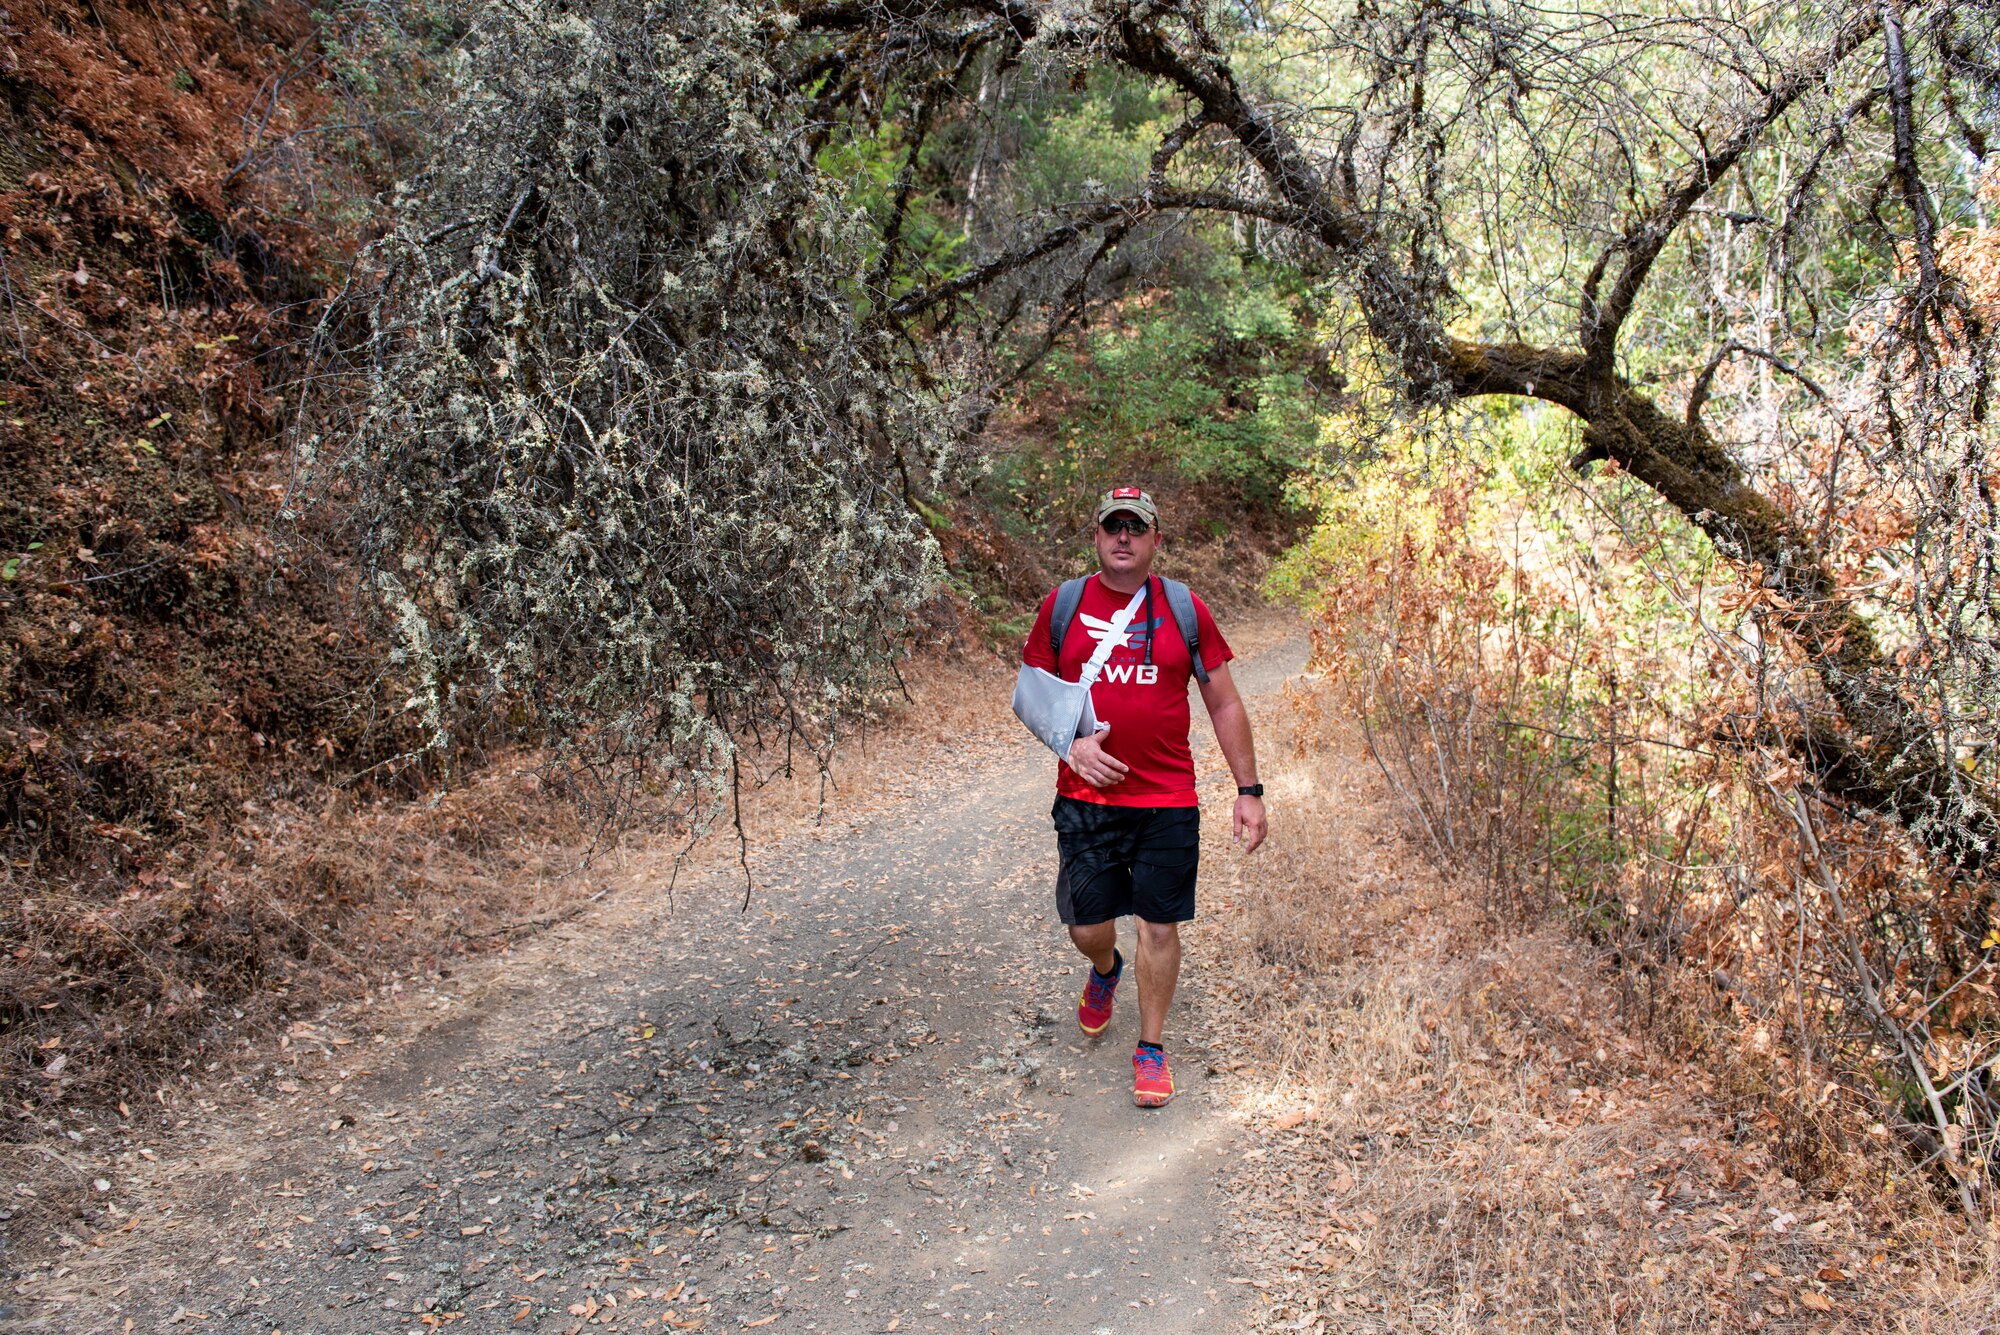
[315,0,960,828]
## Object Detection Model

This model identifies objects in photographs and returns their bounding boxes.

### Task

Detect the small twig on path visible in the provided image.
[453,888,607,941]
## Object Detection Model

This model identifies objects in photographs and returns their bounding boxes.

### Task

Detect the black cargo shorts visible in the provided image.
[1051,796,1200,926]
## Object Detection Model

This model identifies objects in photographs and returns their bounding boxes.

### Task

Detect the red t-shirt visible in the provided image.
[1021,574,1234,808]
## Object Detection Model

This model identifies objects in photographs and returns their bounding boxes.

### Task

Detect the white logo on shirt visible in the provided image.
[1079,611,1135,650]
[1081,609,1163,685]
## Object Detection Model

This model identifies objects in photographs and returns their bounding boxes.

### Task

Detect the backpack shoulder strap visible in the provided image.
[1049,577,1090,661]
[1159,578,1209,684]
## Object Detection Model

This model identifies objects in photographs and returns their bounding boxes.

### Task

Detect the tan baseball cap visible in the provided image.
[1093,485,1159,526]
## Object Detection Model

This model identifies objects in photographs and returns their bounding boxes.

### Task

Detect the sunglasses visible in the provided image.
[1100,516,1152,536]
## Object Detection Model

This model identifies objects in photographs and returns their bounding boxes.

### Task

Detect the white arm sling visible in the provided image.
[1010,580,1149,759]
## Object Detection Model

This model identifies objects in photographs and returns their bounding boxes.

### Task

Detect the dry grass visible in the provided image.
[4,753,595,1102]
[1194,681,2000,1333]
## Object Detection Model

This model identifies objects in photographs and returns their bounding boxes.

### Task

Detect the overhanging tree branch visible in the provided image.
[1089,5,1999,869]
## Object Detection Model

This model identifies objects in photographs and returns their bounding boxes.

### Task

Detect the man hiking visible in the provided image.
[1020,486,1267,1107]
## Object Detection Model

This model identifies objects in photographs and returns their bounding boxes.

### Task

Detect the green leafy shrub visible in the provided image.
[1024,258,1323,506]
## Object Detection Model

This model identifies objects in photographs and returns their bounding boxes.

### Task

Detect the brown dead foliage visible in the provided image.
[6,750,591,1101]
[0,2,428,1121]
[1196,693,1999,1332]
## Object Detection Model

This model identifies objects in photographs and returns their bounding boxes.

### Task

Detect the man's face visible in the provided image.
[1094,509,1162,580]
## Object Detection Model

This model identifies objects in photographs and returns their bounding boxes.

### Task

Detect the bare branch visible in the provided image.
[1879,0,1945,310]
[1578,7,1884,372]
[881,190,1303,322]
[883,205,1128,322]
[1685,338,1872,463]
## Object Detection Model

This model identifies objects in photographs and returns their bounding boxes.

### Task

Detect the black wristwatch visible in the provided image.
[1237,784,1264,798]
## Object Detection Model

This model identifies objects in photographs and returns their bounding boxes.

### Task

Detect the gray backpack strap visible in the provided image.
[1159,578,1208,683]
[1049,577,1090,662]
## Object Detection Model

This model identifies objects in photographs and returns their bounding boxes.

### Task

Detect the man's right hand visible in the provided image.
[1065,728,1130,789]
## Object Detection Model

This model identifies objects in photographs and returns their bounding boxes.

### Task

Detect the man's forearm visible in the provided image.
[1209,699,1258,787]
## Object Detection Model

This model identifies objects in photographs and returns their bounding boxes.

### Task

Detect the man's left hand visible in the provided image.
[1233,794,1267,853]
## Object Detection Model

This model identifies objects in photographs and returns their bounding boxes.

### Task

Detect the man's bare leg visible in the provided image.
[1068,921,1119,976]
[1134,918,1180,1046]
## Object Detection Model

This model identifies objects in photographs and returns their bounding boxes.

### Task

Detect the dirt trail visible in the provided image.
[10,631,1311,1334]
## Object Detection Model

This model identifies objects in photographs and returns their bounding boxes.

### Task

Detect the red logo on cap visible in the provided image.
[1113,486,1141,499]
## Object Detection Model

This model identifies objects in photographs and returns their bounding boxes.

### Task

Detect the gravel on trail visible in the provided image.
[13,632,1311,1335]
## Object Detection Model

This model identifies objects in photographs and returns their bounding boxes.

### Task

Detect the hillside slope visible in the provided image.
[1,0,415,1112]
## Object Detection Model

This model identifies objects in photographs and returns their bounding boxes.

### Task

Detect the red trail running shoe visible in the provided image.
[1077,951,1122,1037]
[1132,1044,1173,1107]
